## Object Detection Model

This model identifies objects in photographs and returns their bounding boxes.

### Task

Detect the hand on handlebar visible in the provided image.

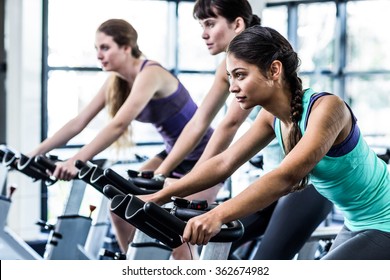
[163,177,178,187]
[152,173,166,182]
[182,211,223,246]
[52,160,79,181]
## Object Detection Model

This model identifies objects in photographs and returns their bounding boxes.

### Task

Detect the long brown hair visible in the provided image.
[97,19,143,148]
[227,26,308,192]
[97,19,142,118]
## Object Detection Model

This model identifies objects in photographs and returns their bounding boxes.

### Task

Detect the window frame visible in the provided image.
[40,0,390,221]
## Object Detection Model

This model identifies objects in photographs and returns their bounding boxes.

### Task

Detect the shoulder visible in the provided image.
[140,59,163,70]
[306,94,351,137]
[134,60,178,95]
[137,60,171,81]
[137,59,170,80]
[256,108,276,130]
[310,94,348,120]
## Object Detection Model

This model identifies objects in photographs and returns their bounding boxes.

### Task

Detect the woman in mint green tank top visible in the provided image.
[146,25,390,259]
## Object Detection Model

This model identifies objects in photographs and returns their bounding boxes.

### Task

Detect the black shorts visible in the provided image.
[156,150,197,178]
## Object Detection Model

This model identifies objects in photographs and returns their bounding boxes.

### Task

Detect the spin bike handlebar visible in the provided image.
[1,148,56,185]
[1,148,18,169]
[378,148,390,164]
[103,168,155,195]
[76,160,107,194]
[127,169,164,190]
[34,155,57,173]
[18,154,57,185]
[57,159,157,196]
[36,156,110,194]
[0,147,6,162]
[104,185,244,249]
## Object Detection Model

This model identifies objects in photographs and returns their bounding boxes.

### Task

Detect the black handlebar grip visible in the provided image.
[2,150,17,168]
[378,149,390,164]
[89,166,115,194]
[103,184,125,199]
[125,197,183,248]
[144,202,244,243]
[104,168,155,195]
[35,155,56,172]
[127,169,139,178]
[174,207,207,221]
[0,148,6,162]
[132,177,164,190]
[75,160,88,170]
[78,164,96,182]
[143,201,186,234]
[8,154,56,185]
[209,220,244,243]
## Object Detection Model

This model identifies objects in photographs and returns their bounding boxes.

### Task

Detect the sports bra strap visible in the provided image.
[140,59,161,71]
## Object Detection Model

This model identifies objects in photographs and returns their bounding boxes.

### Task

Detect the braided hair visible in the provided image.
[227,26,308,191]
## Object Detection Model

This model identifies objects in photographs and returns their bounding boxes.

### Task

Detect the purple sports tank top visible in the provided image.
[135,60,213,161]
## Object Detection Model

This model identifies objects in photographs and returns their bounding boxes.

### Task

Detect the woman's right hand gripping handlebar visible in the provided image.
[182,206,223,246]
[137,169,227,246]
[52,159,79,181]
[139,191,229,246]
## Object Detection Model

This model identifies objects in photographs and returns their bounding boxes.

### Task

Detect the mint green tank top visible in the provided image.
[274,88,390,232]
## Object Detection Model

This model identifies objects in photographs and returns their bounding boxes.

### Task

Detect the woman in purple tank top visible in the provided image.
[28,19,213,256]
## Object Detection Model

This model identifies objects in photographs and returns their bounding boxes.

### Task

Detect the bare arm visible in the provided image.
[195,99,253,166]
[151,109,276,205]
[28,79,108,157]
[153,61,230,176]
[182,95,352,245]
[53,66,169,179]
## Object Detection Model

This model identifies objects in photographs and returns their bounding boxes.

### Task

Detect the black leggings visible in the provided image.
[322,225,390,260]
[231,184,333,260]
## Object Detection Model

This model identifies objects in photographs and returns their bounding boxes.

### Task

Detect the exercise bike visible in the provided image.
[75,163,243,260]
[103,183,244,260]
[0,146,52,260]
[35,155,116,260]
[1,147,98,260]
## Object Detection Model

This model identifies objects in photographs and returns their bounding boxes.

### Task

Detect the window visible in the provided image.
[42,0,390,221]
[262,5,288,38]
[263,0,390,140]
[46,0,174,148]
[345,0,390,140]
[43,0,222,221]
[45,0,223,148]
